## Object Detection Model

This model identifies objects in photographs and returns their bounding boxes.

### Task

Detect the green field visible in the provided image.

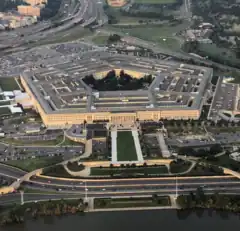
[90,165,169,176]
[5,156,63,172]
[92,35,109,45]
[117,131,138,161]
[42,165,76,178]
[169,161,192,174]
[0,78,20,91]
[94,196,171,209]
[207,155,240,172]
[107,22,189,51]
[134,0,176,4]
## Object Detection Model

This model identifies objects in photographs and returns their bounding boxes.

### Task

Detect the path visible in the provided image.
[132,130,144,162]
[111,131,117,163]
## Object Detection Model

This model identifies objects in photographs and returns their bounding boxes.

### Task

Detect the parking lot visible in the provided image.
[208,77,238,120]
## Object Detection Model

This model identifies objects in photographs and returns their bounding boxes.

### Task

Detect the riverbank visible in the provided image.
[176,192,240,214]
[0,193,239,226]
[0,199,87,226]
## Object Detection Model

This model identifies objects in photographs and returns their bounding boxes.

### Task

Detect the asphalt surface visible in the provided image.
[0,164,26,178]
[0,163,239,204]
[0,187,240,205]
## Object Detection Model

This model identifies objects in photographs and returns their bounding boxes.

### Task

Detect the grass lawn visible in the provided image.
[67,162,85,172]
[94,196,171,209]
[92,35,109,45]
[117,131,138,161]
[5,156,63,172]
[207,155,240,172]
[42,165,76,178]
[0,78,20,91]
[60,137,83,146]
[19,187,60,194]
[186,163,224,176]
[107,22,189,51]
[169,161,192,174]
[90,165,169,176]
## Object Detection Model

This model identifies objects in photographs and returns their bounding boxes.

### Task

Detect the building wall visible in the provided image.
[107,0,126,7]
[95,69,147,79]
[20,76,201,128]
[17,5,40,17]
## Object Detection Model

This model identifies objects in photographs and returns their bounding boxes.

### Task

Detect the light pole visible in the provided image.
[175,175,178,199]
[84,181,88,201]
[20,190,24,205]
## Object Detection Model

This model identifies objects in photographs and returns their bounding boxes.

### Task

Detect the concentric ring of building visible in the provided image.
[20,52,212,128]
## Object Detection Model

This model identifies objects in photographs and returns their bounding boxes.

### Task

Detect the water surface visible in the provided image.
[0,210,239,231]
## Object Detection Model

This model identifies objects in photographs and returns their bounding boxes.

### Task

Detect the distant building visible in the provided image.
[17,5,40,17]
[24,124,41,134]
[107,0,126,7]
[24,0,48,6]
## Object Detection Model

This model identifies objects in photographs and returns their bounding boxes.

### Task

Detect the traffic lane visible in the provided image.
[0,164,26,178]
[1,188,240,205]
[22,181,240,192]
[25,180,240,190]
[30,175,239,186]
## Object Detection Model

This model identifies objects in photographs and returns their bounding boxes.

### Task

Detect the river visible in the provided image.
[0,210,239,231]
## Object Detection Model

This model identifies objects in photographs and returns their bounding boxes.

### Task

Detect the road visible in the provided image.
[0,186,240,205]
[0,162,239,203]
[0,164,26,178]
[0,0,107,50]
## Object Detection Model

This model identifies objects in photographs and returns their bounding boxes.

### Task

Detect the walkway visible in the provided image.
[111,131,117,163]
[132,130,144,162]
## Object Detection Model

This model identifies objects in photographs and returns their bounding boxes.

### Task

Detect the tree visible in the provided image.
[107,34,121,44]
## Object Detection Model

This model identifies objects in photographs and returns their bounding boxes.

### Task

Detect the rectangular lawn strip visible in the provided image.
[5,156,63,172]
[90,165,169,176]
[94,196,171,209]
[0,77,20,91]
[117,131,138,161]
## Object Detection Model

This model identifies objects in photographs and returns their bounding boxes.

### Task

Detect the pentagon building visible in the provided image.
[20,54,212,128]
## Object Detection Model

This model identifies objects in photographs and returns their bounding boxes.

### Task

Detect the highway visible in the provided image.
[0,162,239,204]
[0,164,26,179]
[0,0,107,49]
[0,187,240,205]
